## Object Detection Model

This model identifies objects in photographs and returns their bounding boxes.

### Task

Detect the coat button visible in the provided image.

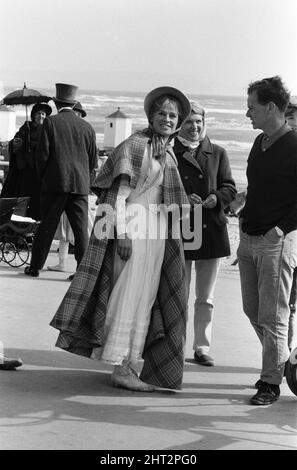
[184,176,189,179]
[199,174,203,179]
[203,224,207,229]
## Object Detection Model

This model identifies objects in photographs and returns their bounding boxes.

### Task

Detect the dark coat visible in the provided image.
[174,136,237,260]
[36,109,97,194]
[1,121,43,219]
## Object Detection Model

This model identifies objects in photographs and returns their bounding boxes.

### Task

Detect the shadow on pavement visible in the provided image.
[1,348,296,451]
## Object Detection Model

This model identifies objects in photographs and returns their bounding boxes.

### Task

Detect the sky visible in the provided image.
[1,0,296,96]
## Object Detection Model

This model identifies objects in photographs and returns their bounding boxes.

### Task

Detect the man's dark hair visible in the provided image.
[247,76,290,112]
[55,100,75,110]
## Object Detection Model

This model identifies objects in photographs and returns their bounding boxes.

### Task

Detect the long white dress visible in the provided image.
[92,145,167,366]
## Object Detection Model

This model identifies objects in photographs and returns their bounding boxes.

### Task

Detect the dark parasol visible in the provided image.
[1,82,51,150]
[1,82,51,122]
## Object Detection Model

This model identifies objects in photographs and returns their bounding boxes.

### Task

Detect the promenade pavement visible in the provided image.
[1,241,297,452]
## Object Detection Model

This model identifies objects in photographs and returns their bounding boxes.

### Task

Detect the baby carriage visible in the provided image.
[0,197,40,267]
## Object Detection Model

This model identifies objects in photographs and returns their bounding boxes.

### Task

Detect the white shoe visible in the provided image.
[111,365,155,392]
[47,264,66,272]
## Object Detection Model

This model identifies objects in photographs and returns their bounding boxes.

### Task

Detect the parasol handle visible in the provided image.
[25,105,31,152]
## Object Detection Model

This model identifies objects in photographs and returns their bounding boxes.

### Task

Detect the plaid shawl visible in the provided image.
[50,131,189,390]
[91,130,187,206]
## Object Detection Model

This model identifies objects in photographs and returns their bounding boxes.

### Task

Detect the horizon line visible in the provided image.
[1,82,245,99]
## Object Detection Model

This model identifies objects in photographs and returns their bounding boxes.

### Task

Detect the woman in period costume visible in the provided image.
[50,86,191,392]
[1,102,52,220]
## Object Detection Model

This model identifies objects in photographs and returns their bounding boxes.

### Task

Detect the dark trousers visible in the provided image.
[30,192,89,270]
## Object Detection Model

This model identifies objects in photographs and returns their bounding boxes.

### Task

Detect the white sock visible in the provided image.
[58,241,69,266]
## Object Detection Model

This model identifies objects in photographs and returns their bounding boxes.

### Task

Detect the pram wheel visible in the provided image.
[0,197,36,268]
[7,237,30,267]
[16,237,30,266]
[2,242,17,265]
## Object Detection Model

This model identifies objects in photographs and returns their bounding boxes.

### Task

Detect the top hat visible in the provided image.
[53,83,78,104]
[31,102,52,120]
[73,101,86,117]
[144,86,191,121]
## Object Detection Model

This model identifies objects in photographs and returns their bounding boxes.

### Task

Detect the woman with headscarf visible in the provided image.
[50,86,191,392]
[1,102,52,219]
[174,101,237,367]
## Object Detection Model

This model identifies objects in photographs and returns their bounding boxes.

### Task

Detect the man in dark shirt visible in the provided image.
[238,76,297,405]
[24,83,97,278]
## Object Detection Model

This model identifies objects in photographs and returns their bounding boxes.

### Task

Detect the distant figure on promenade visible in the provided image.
[47,101,95,274]
[50,86,191,392]
[73,100,87,118]
[24,83,97,278]
[285,96,297,131]
[174,101,237,367]
[237,76,297,406]
[285,97,297,351]
[1,102,52,220]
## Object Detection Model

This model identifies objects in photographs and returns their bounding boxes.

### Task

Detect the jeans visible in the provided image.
[237,226,297,384]
[289,268,297,350]
[185,258,221,355]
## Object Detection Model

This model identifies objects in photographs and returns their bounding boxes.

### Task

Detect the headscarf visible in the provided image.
[178,101,207,148]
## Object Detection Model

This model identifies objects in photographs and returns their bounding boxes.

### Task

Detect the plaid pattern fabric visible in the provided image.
[50,131,189,390]
[91,131,189,207]
[140,235,187,389]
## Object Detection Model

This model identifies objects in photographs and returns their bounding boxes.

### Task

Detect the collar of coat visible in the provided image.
[175,135,213,172]
[175,134,213,156]
[91,130,189,207]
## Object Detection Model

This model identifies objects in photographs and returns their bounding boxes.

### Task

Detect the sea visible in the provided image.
[8,87,262,192]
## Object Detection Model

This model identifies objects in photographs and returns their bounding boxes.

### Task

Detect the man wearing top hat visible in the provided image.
[24,83,97,278]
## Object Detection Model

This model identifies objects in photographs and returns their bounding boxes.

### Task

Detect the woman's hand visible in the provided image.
[188,193,203,206]
[202,194,217,209]
[13,137,23,149]
[117,234,132,260]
